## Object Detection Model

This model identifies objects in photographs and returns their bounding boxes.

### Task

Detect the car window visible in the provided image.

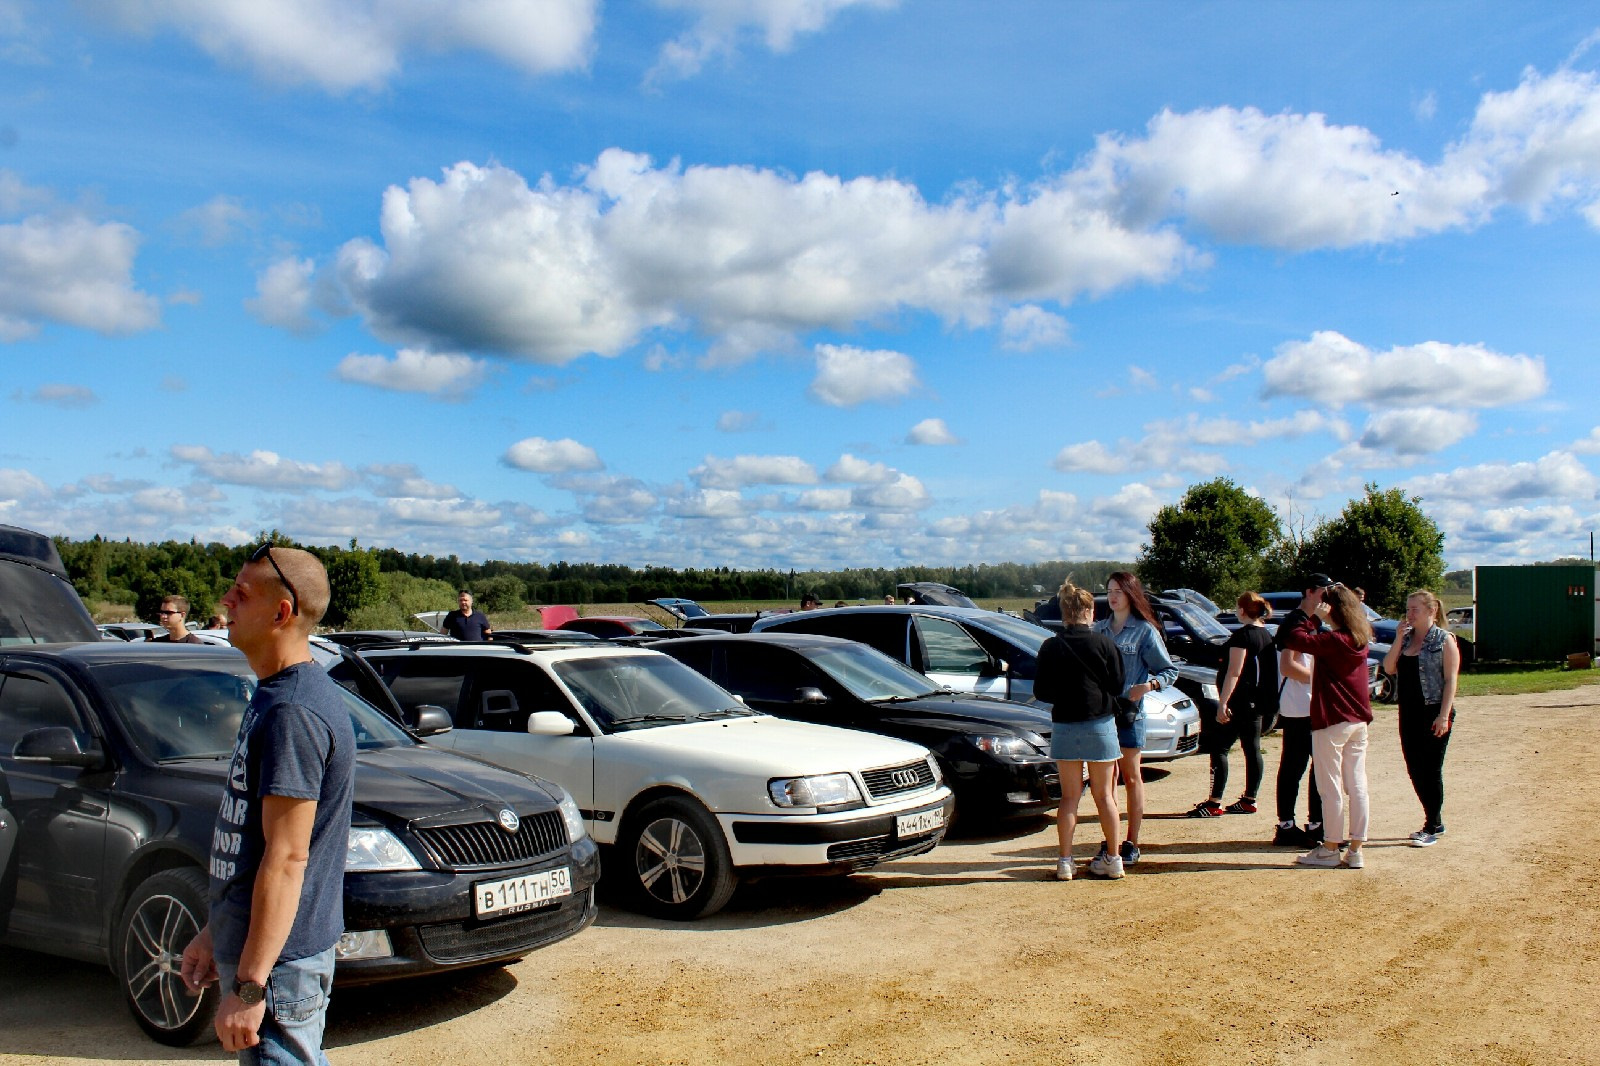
[805,643,936,700]
[0,563,100,645]
[721,645,817,703]
[0,671,86,754]
[468,662,583,733]
[914,617,990,676]
[552,654,749,732]
[371,661,470,726]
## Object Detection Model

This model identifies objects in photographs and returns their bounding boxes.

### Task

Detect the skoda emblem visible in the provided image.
[497,808,520,833]
[891,769,919,788]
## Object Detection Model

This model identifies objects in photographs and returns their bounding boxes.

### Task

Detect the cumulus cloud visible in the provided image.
[849,472,931,511]
[335,348,488,397]
[503,436,603,474]
[796,487,852,511]
[1571,427,1600,454]
[384,496,502,527]
[999,304,1070,351]
[665,487,746,518]
[84,0,598,92]
[907,417,959,445]
[0,467,49,500]
[363,463,462,500]
[648,0,896,83]
[1357,407,1477,455]
[1402,450,1599,504]
[1052,412,1343,476]
[0,213,160,340]
[692,454,817,488]
[247,256,320,335]
[170,445,359,490]
[14,383,97,408]
[173,195,254,246]
[574,476,657,524]
[1262,331,1547,408]
[826,453,896,484]
[809,344,918,406]
[716,409,762,432]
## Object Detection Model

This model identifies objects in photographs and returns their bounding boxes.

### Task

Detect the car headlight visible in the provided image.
[556,789,587,842]
[926,755,943,784]
[768,772,862,808]
[972,734,1035,758]
[346,827,421,872]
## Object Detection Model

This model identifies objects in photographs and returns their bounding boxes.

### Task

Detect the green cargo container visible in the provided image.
[1473,565,1597,662]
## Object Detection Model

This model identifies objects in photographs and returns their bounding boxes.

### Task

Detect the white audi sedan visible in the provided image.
[359,642,953,920]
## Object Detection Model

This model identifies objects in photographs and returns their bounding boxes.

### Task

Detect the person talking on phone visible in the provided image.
[1381,589,1460,848]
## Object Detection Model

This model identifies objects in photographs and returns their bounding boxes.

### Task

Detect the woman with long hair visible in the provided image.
[1091,571,1177,865]
[1034,580,1126,880]
[1279,578,1373,869]
[1381,589,1460,847]
[1191,592,1277,817]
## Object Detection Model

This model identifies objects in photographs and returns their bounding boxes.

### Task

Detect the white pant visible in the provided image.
[1312,721,1369,843]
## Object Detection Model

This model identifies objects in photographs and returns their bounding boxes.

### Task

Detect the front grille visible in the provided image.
[418,888,593,962]
[413,811,567,870]
[828,836,890,862]
[1176,734,1199,754]
[860,760,934,800]
[825,832,941,870]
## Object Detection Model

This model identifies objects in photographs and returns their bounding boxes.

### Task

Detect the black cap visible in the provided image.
[1302,573,1337,590]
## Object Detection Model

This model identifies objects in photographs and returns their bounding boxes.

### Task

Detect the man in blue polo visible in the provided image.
[182,545,354,1064]
[441,589,493,641]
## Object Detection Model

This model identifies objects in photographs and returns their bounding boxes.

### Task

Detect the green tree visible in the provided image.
[318,544,382,627]
[1302,484,1445,615]
[1137,478,1281,603]
[474,574,526,613]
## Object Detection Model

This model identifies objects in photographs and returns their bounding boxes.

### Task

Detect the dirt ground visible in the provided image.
[3,684,1597,1066]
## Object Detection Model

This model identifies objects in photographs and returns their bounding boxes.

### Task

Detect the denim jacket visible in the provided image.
[1091,616,1178,706]
[1412,624,1451,705]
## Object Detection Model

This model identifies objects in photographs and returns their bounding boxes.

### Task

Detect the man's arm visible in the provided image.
[213,794,318,1052]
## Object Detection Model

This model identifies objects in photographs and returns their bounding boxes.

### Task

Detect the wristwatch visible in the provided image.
[233,978,266,1006]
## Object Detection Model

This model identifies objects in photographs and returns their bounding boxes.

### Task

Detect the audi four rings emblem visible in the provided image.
[497,808,520,833]
[890,769,920,788]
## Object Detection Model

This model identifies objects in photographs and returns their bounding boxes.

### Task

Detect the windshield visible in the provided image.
[553,654,755,732]
[0,561,99,645]
[1167,601,1232,641]
[97,659,416,761]
[805,643,941,700]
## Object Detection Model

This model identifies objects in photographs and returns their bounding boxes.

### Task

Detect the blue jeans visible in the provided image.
[217,947,335,1066]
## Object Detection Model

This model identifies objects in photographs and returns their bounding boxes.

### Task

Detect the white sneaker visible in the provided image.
[1087,852,1125,879]
[1410,830,1439,847]
[1297,845,1341,867]
[1343,849,1365,869]
[1055,856,1074,880]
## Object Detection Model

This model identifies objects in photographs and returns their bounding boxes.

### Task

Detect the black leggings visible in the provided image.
[1399,701,1454,829]
[1209,711,1264,800]
[1275,716,1322,824]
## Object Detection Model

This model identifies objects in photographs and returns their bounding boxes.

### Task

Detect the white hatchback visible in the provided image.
[360,643,953,920]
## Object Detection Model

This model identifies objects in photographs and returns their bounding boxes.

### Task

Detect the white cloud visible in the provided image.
[716,409,762,432]
[666,487,746,518]
[796,487,852,511]
[14,383,97,408]
[850,472,930,511]
[363,463,461,500]
[246,256,320,335]
[999,304,1069,351]
[0,214,160,340]
[907,417,959,445]
[825,453,895,484]
[692,454,817,488]
[1571,427,1600,454]
[576,476,657,524]
[809,344,918,407]
[1262,331,1547,409]
[174,195,254,246]
[384,497,502,527]
[169,445,359,490]
[1357,407,1477,455]
[503,436,603,474]
[85,0,598,92]
[0,467,49,500]
[335,348,488,397]
[1403,450,1598,503]
[648,0,896,83]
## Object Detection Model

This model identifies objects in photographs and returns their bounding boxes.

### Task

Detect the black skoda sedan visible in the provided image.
[657,632,1059,821]
[0,640,599,1045]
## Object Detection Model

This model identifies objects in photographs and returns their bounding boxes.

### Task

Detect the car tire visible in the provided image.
[621,796,737,921]
[116,868,217,1047]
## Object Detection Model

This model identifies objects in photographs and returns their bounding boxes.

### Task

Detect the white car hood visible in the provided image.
[613,714,930,777]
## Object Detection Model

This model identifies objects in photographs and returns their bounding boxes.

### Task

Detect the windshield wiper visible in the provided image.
[868,694,923,703]
[608,713,692,729]
[690,707,753,719]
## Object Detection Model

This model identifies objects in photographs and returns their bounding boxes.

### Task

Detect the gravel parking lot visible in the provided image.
[2,684,1596,1066]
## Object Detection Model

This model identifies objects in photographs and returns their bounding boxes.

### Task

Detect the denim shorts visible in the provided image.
[217,946,335,1066]
[1050,716,1120,762]
[1117,712,1146,752]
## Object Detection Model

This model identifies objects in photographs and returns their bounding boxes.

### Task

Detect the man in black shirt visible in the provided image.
[152,594,205,643]
[442,590,493,641]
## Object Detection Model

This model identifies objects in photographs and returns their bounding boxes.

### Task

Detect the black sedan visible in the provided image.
[657,632,1060,821]
[0,641,599,1046]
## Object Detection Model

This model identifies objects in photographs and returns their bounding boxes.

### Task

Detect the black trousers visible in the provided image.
[1209,710,1264,800]
[1399,701,1454,830]
[1275,716,1323,825]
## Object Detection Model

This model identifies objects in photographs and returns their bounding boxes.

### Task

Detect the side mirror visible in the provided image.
[405,704,453,737]
[527,711,576,736]
[14,727,107,769]
[795,687,828,705]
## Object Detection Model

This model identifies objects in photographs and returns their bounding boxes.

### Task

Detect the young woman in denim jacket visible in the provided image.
[1381,590,1460,847]
[1091,571,1178,865]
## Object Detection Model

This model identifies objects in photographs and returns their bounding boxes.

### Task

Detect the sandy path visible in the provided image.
[3,684,1597,1065]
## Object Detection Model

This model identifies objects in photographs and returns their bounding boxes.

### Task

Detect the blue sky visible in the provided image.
[2,1,1597,571]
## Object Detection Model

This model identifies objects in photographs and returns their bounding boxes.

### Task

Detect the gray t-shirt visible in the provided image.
[208,661,355,965]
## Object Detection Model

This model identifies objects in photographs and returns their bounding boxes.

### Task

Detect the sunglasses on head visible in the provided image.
[250,544,300,616]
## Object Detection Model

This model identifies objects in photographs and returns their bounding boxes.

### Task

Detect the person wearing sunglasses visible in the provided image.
[182,544,354,1064]
[151,594,205,643]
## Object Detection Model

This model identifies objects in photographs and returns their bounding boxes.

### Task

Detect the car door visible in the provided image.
[0,665,112,950]
[911,616,1004,697]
